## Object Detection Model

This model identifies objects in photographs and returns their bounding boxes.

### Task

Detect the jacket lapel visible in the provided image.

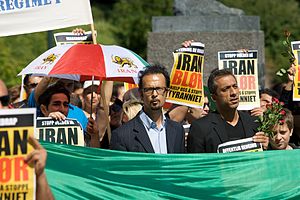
[211,112,229,143]
[133,116,155,153]
[166,118,175,153]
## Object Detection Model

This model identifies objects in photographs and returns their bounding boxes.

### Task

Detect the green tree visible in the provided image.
[220,0,300,84]
[0,5,116,87]
[110,0,173,59]
[0,32,48,87]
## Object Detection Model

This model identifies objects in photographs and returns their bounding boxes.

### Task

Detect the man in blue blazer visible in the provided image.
[111,65,185,153]
[187,69,269,153]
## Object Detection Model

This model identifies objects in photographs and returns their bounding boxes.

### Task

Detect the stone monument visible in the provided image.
[147,0,265,88]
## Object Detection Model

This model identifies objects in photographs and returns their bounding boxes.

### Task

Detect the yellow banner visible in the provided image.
[218,50,260,110]
[291,41,300,101]
[167,43,205,108]
[0,108,36,200]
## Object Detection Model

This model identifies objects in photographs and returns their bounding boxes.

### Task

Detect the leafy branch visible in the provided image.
[277,30,295,77]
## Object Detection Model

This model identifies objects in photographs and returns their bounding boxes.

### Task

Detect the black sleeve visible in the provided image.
[187,121,206,153]
[110,129,127,151]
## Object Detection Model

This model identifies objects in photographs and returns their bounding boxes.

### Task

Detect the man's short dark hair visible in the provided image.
[282,108,294,130]
[259,88,280,99]
[138,65,170,90]
[208,68,236,94]
[23,74,32,86]
[38,82,70,107]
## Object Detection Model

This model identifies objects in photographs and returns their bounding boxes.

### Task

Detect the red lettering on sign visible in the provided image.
[171,70,202,89]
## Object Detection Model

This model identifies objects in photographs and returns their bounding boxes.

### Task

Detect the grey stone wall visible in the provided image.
[147,0,265,88]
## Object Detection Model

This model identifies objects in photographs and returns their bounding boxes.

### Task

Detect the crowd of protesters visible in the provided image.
[0,40,299,152]
[1,39,299,199]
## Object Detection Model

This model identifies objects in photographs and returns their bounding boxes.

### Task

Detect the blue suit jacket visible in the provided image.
[111,113,185,153]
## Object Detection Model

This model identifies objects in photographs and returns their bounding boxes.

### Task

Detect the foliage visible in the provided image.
[0,5,117,88]
[256,98,285,137]
[110,0,173,59]
[219,0,300,85]
[0,32,48,87]
[2,0,300,89]
[276,30,296,77]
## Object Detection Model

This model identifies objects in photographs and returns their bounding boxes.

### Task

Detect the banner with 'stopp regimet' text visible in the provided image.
[0,0,93,37]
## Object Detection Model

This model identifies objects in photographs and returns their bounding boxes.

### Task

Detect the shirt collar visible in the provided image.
[139,109,166,130]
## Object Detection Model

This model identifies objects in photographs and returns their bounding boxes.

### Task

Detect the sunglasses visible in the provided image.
[0,95,9,106]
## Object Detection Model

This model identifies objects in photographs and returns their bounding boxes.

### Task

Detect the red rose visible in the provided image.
[272,97,279,103]
[280,110,286,116]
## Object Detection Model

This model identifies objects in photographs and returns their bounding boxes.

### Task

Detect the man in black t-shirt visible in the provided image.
[187,69,269,153]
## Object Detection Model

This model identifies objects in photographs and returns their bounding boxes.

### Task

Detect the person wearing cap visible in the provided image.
[82,80,101,119]
[81,80,114,148]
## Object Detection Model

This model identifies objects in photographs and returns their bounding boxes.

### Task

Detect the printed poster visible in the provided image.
[218,50,260,110]
[0,108,36,200]
[291,41,300,101]
[0,0,93,37]
[217,137,263,153]
[167,42,205,108]
[36,117,84,146]
[54,31,94,46]
[124,83,138,91]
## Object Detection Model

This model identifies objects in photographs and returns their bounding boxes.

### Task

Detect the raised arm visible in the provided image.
[25,136,54,200]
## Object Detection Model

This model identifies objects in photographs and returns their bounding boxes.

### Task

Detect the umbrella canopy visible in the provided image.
[18,44,149,83]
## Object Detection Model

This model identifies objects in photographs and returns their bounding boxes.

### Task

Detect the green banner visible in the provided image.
[43,142,300,199]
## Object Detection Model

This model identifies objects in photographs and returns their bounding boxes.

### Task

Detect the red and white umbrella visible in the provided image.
[18,44,149,83]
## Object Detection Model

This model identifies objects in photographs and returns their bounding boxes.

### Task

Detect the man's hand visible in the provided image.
[87,117,98,136]
[284,64,296,91]
[24,136,47,177]
[287,64,296,82]
[48,111,66,121]
[87,117,100,148]
[72,28,85,35]
[25,136,55,200]
[252,132,269,150]
[181,40,194,47]
[250,107,264,116]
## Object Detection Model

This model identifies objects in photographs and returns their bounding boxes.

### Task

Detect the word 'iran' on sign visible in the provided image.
[36,117,84,146]
[218,50,260,110]
[167,42,205,108]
